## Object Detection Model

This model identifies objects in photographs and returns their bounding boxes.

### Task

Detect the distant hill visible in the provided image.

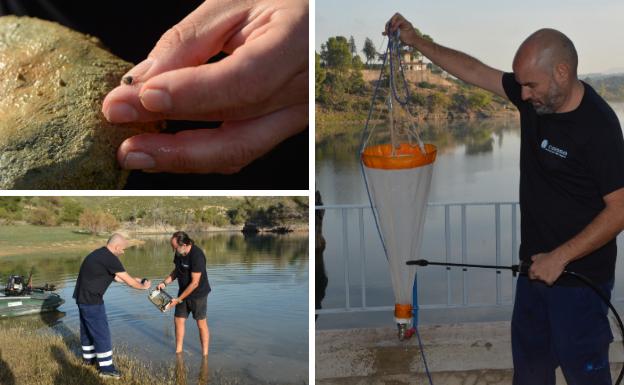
[0,197,309,230]
[583,74,624,101]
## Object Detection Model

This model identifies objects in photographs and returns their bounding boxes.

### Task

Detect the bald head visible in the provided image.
[107,233,127,247]
[106,233,128,256]
[514,28,578,77]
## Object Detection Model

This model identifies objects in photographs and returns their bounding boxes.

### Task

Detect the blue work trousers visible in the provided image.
[77,303,116,373]
[512,275,613,385]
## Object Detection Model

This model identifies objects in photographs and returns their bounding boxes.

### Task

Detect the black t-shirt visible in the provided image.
[174,244,211,299]
[73,247,125,304]
[503,72,624,285]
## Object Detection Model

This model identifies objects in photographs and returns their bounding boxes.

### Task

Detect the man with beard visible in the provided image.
[157,231,211,356]
[387,14,624,385]
[73,233,151,379]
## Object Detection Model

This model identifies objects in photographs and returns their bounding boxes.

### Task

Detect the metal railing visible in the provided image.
[316,201,520,315]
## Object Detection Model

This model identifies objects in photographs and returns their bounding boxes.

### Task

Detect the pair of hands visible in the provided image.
[103,0,308,174]
[156,282,180,309]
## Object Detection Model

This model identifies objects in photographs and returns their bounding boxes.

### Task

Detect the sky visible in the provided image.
[315,0,624,75]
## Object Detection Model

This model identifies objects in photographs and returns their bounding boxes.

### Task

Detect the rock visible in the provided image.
[242,223,260,234]
[0,16,162,189]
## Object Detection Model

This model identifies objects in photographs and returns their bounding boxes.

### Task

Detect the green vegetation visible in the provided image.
[0,197,309,234]
[584,74,624,101]
[0,317,264,385]
[0,224,105,259]
[0,315,174,385]
[0,224,95,245]
[316,35,514,129]
[317,36,369,112]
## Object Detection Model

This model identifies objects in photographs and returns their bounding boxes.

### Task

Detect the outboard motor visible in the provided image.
[6,275,25,295]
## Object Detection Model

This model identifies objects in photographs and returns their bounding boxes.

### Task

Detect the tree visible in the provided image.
[79,209,119,234]
[226,208,246,225]
[79,209,99,234]
[352,55,364,71]
[429,91,451,112]
[27,207,57,226]
[99,212,119,233]
[315,52,326,97]
[348,36,357,57]
[362,37,377,67]
[467,90,493,109]
[60,198,84,225]
[320,36,352,71]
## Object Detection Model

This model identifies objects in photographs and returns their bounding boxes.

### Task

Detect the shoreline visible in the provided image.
[315,108,519,142]
[0,223,309,258]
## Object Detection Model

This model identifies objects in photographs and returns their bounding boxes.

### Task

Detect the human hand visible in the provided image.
[102,0,308,174]
[166,298,181,310]
[529,252,567,285]
[384,12,419,45]
[156,282,166,291]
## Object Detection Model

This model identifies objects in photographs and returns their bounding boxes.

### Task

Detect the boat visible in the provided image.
[0,274,64,318]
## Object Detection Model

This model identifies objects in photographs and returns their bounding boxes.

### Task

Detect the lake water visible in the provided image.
[0,232,309,384]
[316,102,624,329]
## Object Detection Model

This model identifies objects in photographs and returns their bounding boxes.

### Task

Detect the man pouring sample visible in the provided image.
[73,233,151,380]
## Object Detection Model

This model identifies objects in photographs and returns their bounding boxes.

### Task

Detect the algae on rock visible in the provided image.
[0,16,162,189]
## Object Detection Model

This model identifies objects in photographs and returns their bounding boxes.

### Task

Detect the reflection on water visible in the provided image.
[0,232,309,384]
[316,118,522,205]
[176,354,209,385]
[316,103,624,329]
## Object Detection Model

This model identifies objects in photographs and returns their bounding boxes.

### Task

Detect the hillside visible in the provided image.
[316,67,516,139]
[583,74,624,101]
[0,197,309,233]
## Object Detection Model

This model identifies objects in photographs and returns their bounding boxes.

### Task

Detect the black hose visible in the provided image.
[407,259,624,384]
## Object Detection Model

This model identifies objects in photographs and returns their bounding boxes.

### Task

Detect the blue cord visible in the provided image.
[414,325,435,385]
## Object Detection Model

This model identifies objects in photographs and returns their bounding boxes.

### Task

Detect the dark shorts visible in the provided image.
[512,275,614,385]
[174,295,208,320]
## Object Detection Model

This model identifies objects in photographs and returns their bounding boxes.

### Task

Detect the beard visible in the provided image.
[533,80,566,115]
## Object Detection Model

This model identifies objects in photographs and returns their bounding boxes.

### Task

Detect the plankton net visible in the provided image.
[360,32,437,340]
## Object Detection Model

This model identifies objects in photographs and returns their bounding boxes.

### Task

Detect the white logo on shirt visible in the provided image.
[540,139,568,159]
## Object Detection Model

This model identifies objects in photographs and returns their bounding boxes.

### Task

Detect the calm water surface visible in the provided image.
[316,102,624,329]
[0,232,309,384]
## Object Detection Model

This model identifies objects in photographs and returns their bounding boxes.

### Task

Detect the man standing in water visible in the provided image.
[386,14,624,385]
[73,233,151,379]
[157,231,211,356]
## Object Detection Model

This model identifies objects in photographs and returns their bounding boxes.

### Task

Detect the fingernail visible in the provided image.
[104,103,138,122]
[121,58,154,84]
[123,152,156,170]
[140,89,172,112]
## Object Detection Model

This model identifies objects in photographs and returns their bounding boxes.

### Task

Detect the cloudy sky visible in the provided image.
[316,0,624,74]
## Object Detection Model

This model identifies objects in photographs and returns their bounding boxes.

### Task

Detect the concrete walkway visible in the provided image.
[316,320,623,384]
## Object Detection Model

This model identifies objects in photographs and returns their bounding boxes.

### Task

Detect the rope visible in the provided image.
[359,30,435,384]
